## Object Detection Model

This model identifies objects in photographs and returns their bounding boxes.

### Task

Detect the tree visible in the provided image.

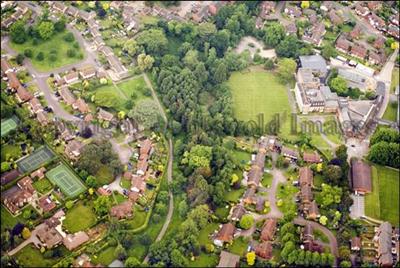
[37,21,54,40]
[264,58,275,70]
[1,162,11,173]
[323,165,342,185]
[54,18,66,32]
[80,127,92,138]
[181,145,213,169]
[36,52,44,61]
[178,200,188,218]
[322,44,338,60]
[277,58,296,83]
[240,214,254,230]
[339,245,351,260]
[171,249,188,267]
[316,184,342,208]
[114,244,127,260]
[22,227,31,239]
[370,128,400,146]
[16,54,25,65]
[24,49,33,58]
[311,251,321,266]
[329,77,348,96]
[10,20,27,44]
[340,261,352,267]
[94,196,112,216]
[64,32,75,42]
[86,175,98,188]
[264,23,285,47]
[213,62,228,84]
[125,257,140,267]
[301,1,310,8]
[319,215,328,225]
[247,251,256,266]
[22,209,31,220]
[67,49,76,58]
[65,201,74,209]
[368,141,399,168]
[122,39,138,57]
[137,53,155,71]
[128,99,160,129]
[136,29,168,55]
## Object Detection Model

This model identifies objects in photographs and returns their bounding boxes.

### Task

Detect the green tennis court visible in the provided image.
[46,164,86,198]
[1,117,18,137]
[17,147,55,173]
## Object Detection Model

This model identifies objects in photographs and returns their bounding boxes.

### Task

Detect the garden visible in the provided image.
[63,201,97,233]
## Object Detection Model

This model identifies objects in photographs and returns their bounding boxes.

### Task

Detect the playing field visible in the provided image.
[1,117,18,137]
[228,69,291,123]
[17,147,55,173]
[46,164,86,198]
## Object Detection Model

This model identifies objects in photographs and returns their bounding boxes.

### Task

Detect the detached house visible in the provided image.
[63,232,90,251]
[59,85,76,106]
[73,98,90,114]
[355,3,369,17]
[350,44,367,60]
[351,159,372,194]
[217,251,240,268]
[28,97,43,114]
[110,201,133,219]
[214,223,236,247]
[261,219,277,241]
[2,177,36,215]
[65,140,84,159]
[255,241,273,260]
[335,36,352,53]
[97,108,114,122]
[63,72,80,85]
[281,146,299,161]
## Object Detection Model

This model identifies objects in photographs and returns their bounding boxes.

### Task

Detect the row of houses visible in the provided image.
[1,2,29,29]
[1,58,50,126]
[297,167,320,220]
[373,222,399,267]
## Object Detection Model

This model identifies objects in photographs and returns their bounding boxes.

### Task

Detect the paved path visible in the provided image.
[350,194,365,219]
[108,175,124,194]
[110,136,134,165]
[8,223,44,256]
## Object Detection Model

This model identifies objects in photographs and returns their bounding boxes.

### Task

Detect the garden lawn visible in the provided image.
[118,76,151,102]
[125,204,147,229]
[1,144,21,162]
[93,84,126,111]
[228,69,291,124]
[190,253,218,267]
[382,101,398,122]
[232,150,251,165]
[92,246,116,266]
[261,173,273,188]
[32,178,53,194]
[224,187,245,203]
[391,67,399,93]
[15,245,62,267]
[198,222,219,247]
[96,165,115,185]
[1,205,24,232]
[63,202,96,233]
[228,237,249,256]
[10,31,83,72]
[365,165,399,226]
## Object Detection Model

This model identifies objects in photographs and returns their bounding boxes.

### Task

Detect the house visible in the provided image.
[303,151,322,163]
[78,10,96,21]
[63,72,80,85]
[131,175,146,193]
[66,6,79,17]
[255,17,264,30]
[90,27,101,38]
[294,68,326,114]
[281,146,299,161]
[286,23,297,35]
[100,46,114,57]
[63,231,90,251]
[79,66,96,79]
[367,2,382,11]
[350,44,367,60]
[139,139,152,155]
[1,17,15,29]
[256,197,265,212]
[350,237,361,251]
[1,58,13,74]
[390,13,399,26]
[307,200,320,220]
[368,13,386,31]
[97,108,114,121]
[299,167,313,186]
[217,251,240,268]
[368,51,383,65]
[106,55,128,79]
[255,241,273,259]
[243,187,256,204]
[87,19,98,31]
[300,184,313,204]
[208,4,218,16]
[2,177,36,215]
[84,113,94,122]
[329,10,343,25]
[110,201,133,219]
[57,125,74,142]
[36,218,63,248]
[73,98,90,114]
[355,3,369,17]
[230,204,246,221]
[6,72,21,90]
[93,36,105,48]
[37,195,56,213]
[351,159,371,194]
[74,254,102,268]
[214,223,236,247]
[16,86,33,103]
[302,22,326,47]
[302,223,323,253]
[59,85,76,106]
[284,5,302,18]
[350,25,362,40]
[97,187,111,196]
[336,36,352,53]
[259,1,275,19]
[28,97,43,114]
[261,219,277,241]
[51,1,67,14]
[1,169,20,186]
[387,24,399,39]
[128,191,139,202]
[65,140,84,159]
[373,37,385,49]
[374,222,393,267]
[31,167,46,180]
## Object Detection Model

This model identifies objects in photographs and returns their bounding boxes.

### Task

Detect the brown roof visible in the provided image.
[351,159,372,193]
[336,36,352,52]
[243,187,256,203]
[136,159,148,175]
[217,251,240,268]
[350,44,367,59]
[281,146,299,159]
[65,140,84,158]
[128,191,139,202]
[64,72,79,83]
[215,223,235,242]
[373,37,385,49]
[299,167,313,186]
[60,85,76,105]
[79,66,96,79]
[131,175,146,193]
[110,201,133,219]
[329,10,343,25]
[300,184,313,203]
[16,86,33,102]
[351,237,361,250]
[18,176,35,194]
[97,187,111,196]
[38,196,56,212]
[139,139,152,155]
[1,169,20,185]
[369,51,383,65]
[303,151,321,163]
[247,167,263,187]
[350,25,362,39]
[2,180,34,214]
[307,200,320,219]
[36,221,63,248]
[31,167,46,179]
[97,108,114,121]
[63,231,89,251]
[1,59,12,73]
[231,204,246,221]
[7,72,21,89]
[84,113,94,122]
[36,111,49,126]
[29,97,43,113]
[73,98,90,113]
[255,241,273,259]
[261,219,277,241]
[256,197,265,212]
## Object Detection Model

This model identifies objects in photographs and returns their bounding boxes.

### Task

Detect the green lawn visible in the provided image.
[10,31,83,72]
[232,150,251,165]
[190,253,219,267]
[224,187,245,203]
[198,223,219,247]
[228,69,291,124]
[391,67,399,93]
[1,205,24,232]
[118,76,151,102]
[15,245,63,267]
[365,165,399,226]
[215,207,230,220]
[228,237,249,256]
[120,179,131,189]
[314,229,329,243]
[382,101,398,121]
[1,144,21,162]
[96,165,115,186]
[112,192,127,205]
[63,202,97,233]
[125,204,147,229]
[32,178,53,194]
[276,183,298,215]
[91,246,116,266]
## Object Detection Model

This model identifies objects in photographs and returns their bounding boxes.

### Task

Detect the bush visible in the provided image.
[239,214,254,230]
[24,49,33,58]
[36,52,44,61]
[16,54,25,65]
[73,41,79,49]
[32,38,39,45]
[1,162,11,172]
[67,49,76,58]
[49,54,57,62]
[64,32,75,42]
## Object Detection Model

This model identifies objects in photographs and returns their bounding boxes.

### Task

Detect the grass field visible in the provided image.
[228,69,291,123]
[224,187,245,203]
[16,146,55,173]
[15,245,66,267]
[91,246,116,266]
[96,165,114,186]
[1,205,24,232]
[382,101,398,121]
[1,144,22,162]
[63,202,96,233]
[32,178,53,194]
[1,117,18,137]
[228,237,249,256]
[391,67,399,93]
[190,253,219,267]
[46,164,86,198]
[365,165,399,226]
[10,31,83,72]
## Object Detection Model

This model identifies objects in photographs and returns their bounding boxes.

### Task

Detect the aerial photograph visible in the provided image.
[0,1,399,267]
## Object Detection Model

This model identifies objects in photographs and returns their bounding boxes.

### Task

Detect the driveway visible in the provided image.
[350,194,365,219]
[8,222,45,256]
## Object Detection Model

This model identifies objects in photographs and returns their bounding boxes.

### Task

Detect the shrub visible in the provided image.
[36,52,44,61]
[49,54,57,62]
[24,49,33,58]
[73,41,79,48]
[67,49,76,58]
[16,54,25,65]
[64,32,75,42]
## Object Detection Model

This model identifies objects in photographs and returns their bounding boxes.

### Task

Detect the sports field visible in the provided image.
[46,164,86,198]
[1,117,18,137]
[16,147,55,173]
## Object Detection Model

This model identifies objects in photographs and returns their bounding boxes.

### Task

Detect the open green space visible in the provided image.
[1,205,24,232]
[198,222,219,247]
[228,237,249,256]
[224,187,245,203]
[391,67,399,93]
[16,146,55,173]
[382,101,398,122]
[1,117,18,137]
[10,31,83,72]
[1,144,22,162]
[365,165,399,226]
[46,164,86,198]
[228,69,291,123]
[190,253,219,267]
[63,202,96,233]
[96,165,115,186]
[232,150,251,165]
[261,173,273,188]
[32,178,53,194]
[118,76,151,101]
[91,246,116,266]
[15,245,66,267]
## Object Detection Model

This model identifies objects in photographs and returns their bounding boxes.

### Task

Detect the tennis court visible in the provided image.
[46,164,86,198]
[1,117,18,137]
[17,147,55,173]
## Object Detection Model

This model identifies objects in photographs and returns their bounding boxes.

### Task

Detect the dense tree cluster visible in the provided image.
[368,128,400,168]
